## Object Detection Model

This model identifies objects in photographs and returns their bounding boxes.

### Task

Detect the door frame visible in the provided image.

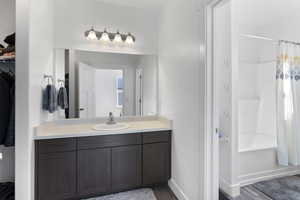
[78,62,96,118]
[135,68,143,116]
[204,0,229,199]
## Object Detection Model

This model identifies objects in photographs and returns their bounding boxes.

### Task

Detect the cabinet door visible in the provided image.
[112,145,142,192]
[143,143,171,186]
[78,148,111,196]
[37,152,76,200]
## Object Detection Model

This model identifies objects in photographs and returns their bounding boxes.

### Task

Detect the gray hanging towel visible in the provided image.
[42,84,57,113]
[57,86,68,109]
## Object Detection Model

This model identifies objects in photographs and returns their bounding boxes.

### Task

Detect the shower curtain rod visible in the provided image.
[240,34,300,46]
[240,34,275,41]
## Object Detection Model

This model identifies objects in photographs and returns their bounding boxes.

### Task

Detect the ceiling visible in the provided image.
[238,0,300,35]
[94,0,167,9]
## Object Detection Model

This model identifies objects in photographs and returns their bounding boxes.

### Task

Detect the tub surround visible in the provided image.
[34,116,172,140]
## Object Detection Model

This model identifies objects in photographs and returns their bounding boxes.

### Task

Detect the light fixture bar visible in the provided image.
[84,27,136,44]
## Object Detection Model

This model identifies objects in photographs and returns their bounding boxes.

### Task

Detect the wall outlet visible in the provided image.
[0,152,3,160]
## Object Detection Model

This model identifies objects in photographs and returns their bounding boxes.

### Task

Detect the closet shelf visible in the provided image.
[0,56,15,63]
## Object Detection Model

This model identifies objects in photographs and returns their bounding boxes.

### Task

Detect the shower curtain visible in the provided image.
[276,41,300,166]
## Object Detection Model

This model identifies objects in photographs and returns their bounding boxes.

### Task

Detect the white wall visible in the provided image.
[16,0,54,199]
[0,0,15,45]
[214,1,236,196]
[53,0,159,55]
[137,56,158,116]
[158,0,207,199]
[16,0,31,198]
[0,0,15,183]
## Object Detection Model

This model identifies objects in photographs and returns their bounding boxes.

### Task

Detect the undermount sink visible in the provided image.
[93,123,130,131]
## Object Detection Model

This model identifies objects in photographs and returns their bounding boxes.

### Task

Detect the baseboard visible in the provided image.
[239,167,300,186]
[219,178,240,198]
[168,179,189,200]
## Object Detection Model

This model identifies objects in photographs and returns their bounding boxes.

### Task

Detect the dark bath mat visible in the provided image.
[219,190,230,200]
[253,176,300,200]
[84,188,157,200]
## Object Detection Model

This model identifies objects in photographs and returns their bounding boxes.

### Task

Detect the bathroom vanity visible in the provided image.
[34,117,172,200]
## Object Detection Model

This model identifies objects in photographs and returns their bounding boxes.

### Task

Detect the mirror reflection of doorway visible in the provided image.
[61,51,158,119]
[78,63,95,118]
[78,62,124,118]
[136,68,143,116]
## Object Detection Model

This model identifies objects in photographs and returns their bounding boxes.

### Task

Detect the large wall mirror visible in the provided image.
[54,49,158,119]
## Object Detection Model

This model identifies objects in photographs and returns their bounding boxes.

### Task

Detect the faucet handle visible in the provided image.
[107,112,116,125]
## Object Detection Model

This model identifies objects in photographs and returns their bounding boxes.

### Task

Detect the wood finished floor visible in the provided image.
[220,185,273,200]
[152,185,178,200]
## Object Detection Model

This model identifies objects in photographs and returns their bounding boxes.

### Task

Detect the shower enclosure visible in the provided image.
[210,0,300,199]
[238,35,280,185]
[238,35,277,152]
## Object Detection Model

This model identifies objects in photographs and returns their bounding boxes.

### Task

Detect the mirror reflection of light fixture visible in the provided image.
[85,26,98,40]
[114,31,122,43]
[125,33,135,45]
[84,27,136,45]
[100,29,111,42]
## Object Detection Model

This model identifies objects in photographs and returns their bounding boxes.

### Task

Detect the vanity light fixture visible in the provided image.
[100,29,111,42]
[84,27,136,45]
[125,33,135,45]
[113,31,123,43]
[85,26,99,41]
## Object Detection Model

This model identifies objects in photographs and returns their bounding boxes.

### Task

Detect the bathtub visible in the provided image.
[239,133,276,152]
[237,133,299,187]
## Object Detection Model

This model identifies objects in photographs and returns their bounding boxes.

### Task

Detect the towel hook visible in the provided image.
[44,74,53,84]
[57,79,65,87]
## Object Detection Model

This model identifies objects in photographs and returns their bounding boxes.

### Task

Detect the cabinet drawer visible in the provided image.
[78,134,142,150]
[37,138,76,154]
[142,131,171,144]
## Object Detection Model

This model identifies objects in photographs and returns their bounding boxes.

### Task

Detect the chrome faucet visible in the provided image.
[106,112,116,125]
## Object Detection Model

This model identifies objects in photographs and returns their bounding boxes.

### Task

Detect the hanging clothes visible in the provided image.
[0,75,10,145]
[0,70,15,147]
[4,84,15,147]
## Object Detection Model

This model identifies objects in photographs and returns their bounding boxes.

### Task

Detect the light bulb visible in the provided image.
[114,32,122,43]
[100,30,110,42]
[125,33,134,45]
[86,29,97,40]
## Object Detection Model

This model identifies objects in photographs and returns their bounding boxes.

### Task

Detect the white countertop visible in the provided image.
[34,116,172,140]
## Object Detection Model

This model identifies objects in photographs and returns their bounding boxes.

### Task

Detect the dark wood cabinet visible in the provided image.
[36,152,76,200]
[143,143,171,186]
[35,131,171,200]
[112,145,142,192]
[78,148,111,196]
